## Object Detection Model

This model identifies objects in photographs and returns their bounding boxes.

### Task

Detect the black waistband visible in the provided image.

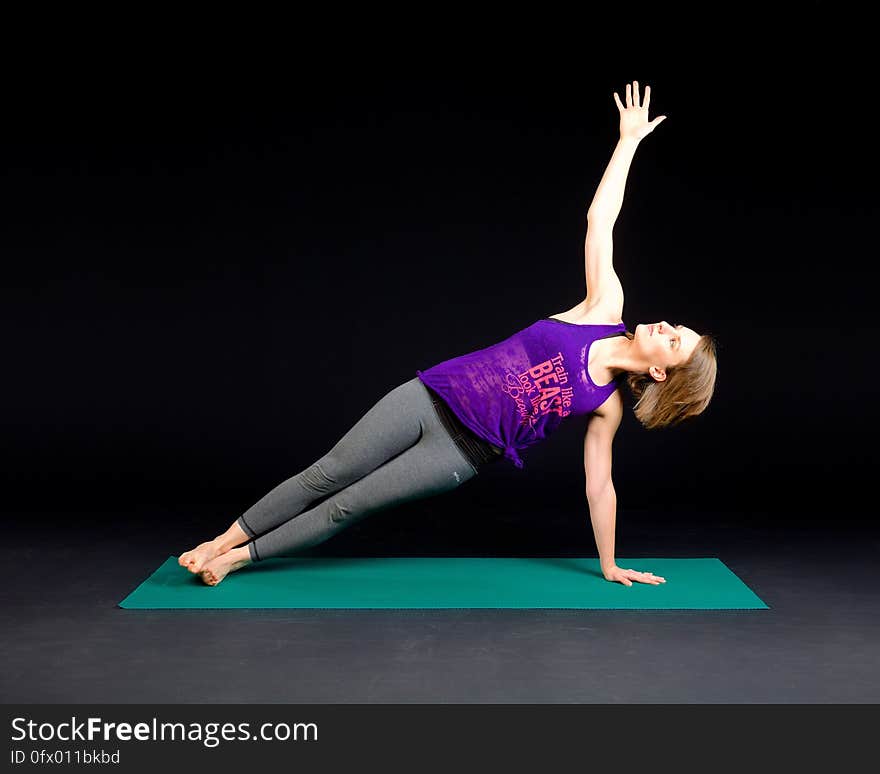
[423,385,503,470]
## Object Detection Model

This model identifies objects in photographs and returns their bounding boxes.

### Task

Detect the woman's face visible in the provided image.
[634,321,701,372]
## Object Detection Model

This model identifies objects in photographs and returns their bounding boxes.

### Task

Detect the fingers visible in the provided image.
[611,567,667,586]
[625,569,666,584]
[620,81,651,111]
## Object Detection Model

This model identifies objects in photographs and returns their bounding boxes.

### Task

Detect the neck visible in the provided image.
[603,335,650,379]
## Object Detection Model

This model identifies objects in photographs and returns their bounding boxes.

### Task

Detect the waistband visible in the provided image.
[423,385,503,470]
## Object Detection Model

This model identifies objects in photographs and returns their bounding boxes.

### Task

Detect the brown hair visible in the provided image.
[622,330,719,430]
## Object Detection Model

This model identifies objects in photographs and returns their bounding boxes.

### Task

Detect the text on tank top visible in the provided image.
[416,318,629,469]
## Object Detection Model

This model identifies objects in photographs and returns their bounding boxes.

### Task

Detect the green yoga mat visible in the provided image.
[119,556,768,610]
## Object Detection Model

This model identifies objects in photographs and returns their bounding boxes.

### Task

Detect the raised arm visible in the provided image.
[587,80,666,223]
[583,81,666,311]
[586,135,640,226]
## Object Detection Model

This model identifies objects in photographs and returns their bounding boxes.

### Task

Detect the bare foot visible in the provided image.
[180,522,250,573]
[199,547,252,586]
[179,538,226,574]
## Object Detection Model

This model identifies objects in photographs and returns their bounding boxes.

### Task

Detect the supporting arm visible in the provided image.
[586,484,618,576]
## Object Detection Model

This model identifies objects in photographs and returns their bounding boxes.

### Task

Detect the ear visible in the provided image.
[649,366,667,383]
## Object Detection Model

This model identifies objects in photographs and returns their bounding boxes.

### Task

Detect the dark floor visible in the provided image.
[2,504,878,703]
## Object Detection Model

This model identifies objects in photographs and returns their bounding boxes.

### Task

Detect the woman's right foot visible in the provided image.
[179,539,226,574]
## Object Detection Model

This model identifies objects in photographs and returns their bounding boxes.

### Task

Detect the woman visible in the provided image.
[179,80,718,588]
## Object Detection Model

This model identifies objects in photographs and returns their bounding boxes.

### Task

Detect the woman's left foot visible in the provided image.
[199,547,252,586]
[179,538,225,574]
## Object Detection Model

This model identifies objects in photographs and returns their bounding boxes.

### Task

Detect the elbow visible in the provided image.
[587,205,617,223]
[587,208,616,227]
[586,480,615,503]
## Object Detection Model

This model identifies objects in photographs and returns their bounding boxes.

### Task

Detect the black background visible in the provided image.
[3,3,876,555]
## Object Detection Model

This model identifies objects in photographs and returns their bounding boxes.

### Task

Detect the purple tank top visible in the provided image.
[417,317,629,469]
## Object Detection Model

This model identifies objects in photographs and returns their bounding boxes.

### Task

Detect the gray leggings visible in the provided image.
[236,377,481,561]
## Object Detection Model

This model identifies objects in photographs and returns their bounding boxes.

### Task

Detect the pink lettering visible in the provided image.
[527,360,554,379]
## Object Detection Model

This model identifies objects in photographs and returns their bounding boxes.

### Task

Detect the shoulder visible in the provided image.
[579,300,625,327]
[593,385,624,425]
[589,312,626,327]
[550,299,625,327]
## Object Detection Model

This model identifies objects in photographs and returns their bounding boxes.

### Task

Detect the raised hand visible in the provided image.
[603,564,667,587]
[613,80,667,142]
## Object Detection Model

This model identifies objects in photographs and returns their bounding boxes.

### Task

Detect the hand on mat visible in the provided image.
[613,80,667,142]
[603,565,666,587]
